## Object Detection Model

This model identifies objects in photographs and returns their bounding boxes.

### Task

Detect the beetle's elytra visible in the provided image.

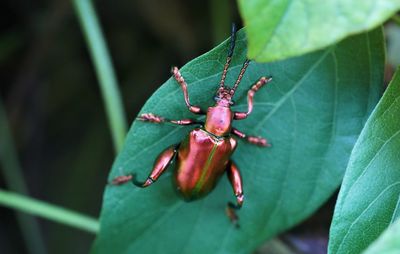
[111,24,272,227]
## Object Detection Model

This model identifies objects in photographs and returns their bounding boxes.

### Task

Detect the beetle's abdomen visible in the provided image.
[174,128,236,200]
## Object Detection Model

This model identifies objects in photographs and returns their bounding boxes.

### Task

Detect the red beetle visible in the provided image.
[111,25,272,226]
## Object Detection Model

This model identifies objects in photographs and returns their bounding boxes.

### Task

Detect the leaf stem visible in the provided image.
[0,98,47,254]
[0,189,100,233]
[72,0,127,153]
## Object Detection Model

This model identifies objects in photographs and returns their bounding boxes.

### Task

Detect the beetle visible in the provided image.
[111,24,272,227]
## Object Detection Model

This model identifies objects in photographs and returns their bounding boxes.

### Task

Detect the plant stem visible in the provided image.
[0,189,100,233]
[0,98,47,254]
[72,0,127,153]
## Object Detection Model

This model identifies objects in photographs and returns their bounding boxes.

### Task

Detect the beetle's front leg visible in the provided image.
[138,113,203,126]
[231,128,270,147]
[226,161,244,228]
[171,67,205,115]
[234,76,272,120]
[111,144,178,187]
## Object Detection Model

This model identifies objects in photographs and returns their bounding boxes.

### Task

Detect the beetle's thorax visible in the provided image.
[204,105,233,136]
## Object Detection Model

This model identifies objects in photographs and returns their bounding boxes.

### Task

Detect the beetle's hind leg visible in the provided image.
[110,144,179,187]
[225,161,244,228]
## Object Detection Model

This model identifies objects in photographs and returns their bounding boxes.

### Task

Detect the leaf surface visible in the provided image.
[93,28,383,254]
[238,0,400,62]
[329,68,400,254]
[363,217,400,254]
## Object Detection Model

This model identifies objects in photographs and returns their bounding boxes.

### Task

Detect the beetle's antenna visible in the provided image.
[230,59,250,96]
[219,23,237,91]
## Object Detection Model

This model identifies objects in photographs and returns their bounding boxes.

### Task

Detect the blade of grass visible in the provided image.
[0,98,47,254]
[72,0,127,153]
[0,189,100,233]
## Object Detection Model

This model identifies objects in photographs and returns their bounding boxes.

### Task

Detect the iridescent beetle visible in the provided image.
[111,25,272,226]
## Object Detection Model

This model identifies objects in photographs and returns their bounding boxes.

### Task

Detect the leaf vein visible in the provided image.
[336,181,400,253]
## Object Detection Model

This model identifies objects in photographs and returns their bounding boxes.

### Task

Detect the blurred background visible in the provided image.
[0,0,398,253]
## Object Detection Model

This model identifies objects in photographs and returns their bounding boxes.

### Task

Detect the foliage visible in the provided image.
[2,0,400,253]
[238,0,400,62]
[329,68,400,254]
[93,28,383,253]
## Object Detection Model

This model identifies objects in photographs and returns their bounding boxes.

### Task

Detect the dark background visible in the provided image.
[0,0,398,253]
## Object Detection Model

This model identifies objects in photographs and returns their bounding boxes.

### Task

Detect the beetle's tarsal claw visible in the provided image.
[110,175,133,185]
[226,203,240,228]
[231,221,240,229]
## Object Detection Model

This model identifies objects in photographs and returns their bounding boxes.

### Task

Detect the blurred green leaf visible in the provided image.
[328,68,400,254]
[237,0,400,62]
[93,28,383,254]
[363,218,400,254]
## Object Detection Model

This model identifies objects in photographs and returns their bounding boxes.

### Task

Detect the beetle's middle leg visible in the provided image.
[111,144,178,187]
[226,160,244,228]
[137,113,203,126]
[231,127,270,147]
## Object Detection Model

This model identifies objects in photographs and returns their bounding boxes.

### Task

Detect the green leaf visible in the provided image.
[363,218,400,254]
[237,0,400,62]
[93,28,383,254]
[328,68,400,254]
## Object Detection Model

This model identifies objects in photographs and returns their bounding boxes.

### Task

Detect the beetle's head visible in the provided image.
[214,86,235,107]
